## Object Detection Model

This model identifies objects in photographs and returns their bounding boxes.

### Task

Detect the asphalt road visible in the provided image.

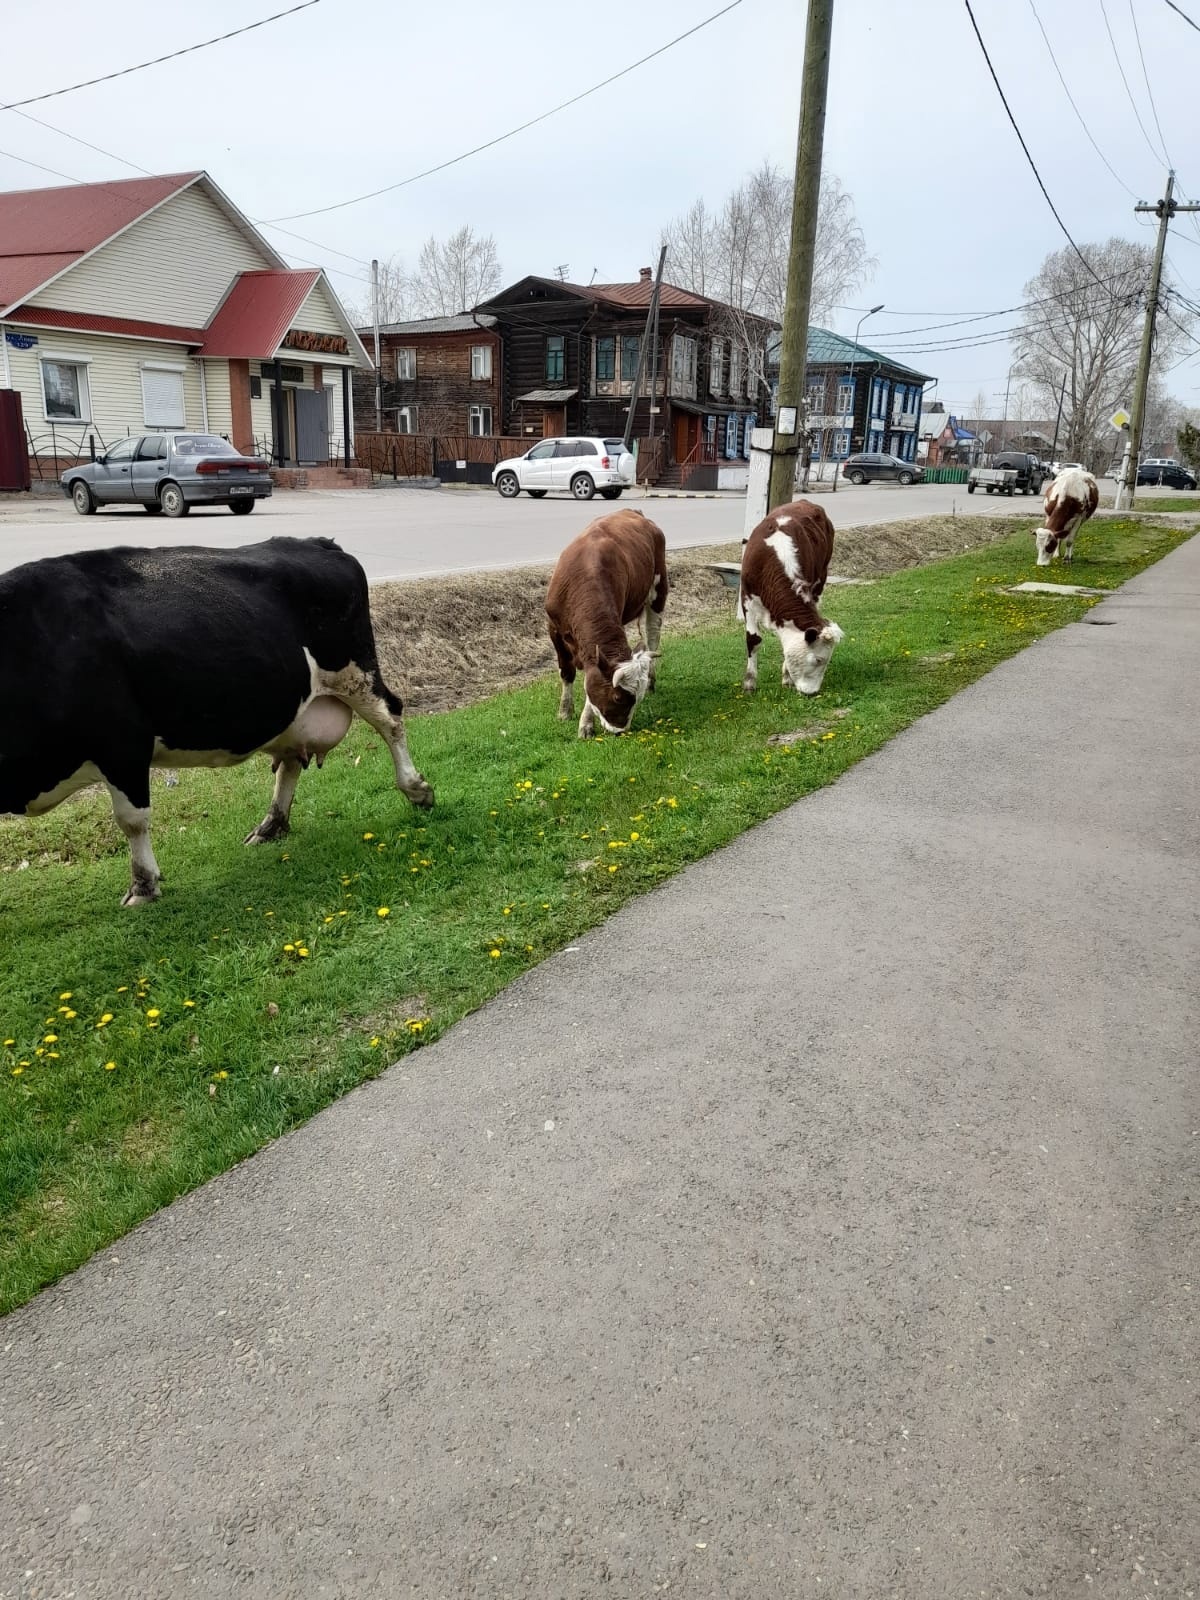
[2,537,1196,1599]
[0,478,1055,582]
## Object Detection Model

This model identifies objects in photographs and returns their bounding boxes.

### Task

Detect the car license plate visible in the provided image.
[229,485,253,496]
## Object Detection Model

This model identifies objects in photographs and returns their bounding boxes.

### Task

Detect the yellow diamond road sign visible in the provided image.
[1110,408,1130,430]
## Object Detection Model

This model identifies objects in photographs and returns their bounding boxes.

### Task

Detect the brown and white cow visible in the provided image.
[1036,467,1099,566]
[740,500,843,696]
[545,509,669,738]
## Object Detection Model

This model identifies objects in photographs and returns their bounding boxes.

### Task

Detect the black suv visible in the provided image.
[1136,458,1197,490]
[992,452,1047,495]
[840,452,923,486]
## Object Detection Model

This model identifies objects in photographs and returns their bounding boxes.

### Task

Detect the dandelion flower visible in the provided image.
[216,1070,228,1080]
[363,832,375,841]
[377,907,390,918]
[609,865,619,874]
[43,1033,57,1044]
[96,1014,113,1028]
[283,943,295,953]
[182,1000,196,1009]
[369,1037,381,1048]
[145,1008,161,1019]
[59,992,73,1001]
[104,1061,116,1071]
[489,949,501,959]
[630,831,640,842]
[298,948,310,958]
[3,1039,14,1048]
[117,985,129,992]
[11,1065,25,1076]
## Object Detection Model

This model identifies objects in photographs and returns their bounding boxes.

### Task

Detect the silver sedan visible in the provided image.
[62,433,273,518]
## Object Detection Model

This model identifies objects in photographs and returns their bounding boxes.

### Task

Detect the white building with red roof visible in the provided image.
[0,170,370,482]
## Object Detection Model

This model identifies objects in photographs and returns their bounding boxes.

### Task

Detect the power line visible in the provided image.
[0,1,321,111]
[962,0,1115,296]
[1026,0,1139,197]
[6,107,154,175]
[1098,0,1166,165]
[855,271,1144,342]
[264,0,745,222]
[0,143,80,184]
[1163,0,1200,33]
[1127,0,1174,164]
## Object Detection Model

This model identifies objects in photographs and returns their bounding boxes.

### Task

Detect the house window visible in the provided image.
[40,357,90,421]
[468,404,492,436]
[140,365,186,428]
[729,344,743,396]
[725,413,739,457]
[833,430,850,456]
[396,405,418,433]
[806,380,824,416]
[395,347,416,381]
[671,335,697,391]
[470,344,492,380]
[545,335,565,383]
[595,336,616,382]
[743,412,756,460]
[836,378,854,414]
[746,349,760,398]
[621,335,640,382]
[709,338,725,395]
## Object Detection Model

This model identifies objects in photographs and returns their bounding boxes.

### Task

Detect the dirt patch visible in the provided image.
[372,514,1030,715]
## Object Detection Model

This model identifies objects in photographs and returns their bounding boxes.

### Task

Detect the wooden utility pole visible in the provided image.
[623,246,667,454]
[371,258,382,434]
[1116,172,1200,510]
[768,0,835,511]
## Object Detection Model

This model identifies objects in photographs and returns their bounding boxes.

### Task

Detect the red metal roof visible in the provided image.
[580,280,712,310]
[10,305,205,344]
[197,269,322,358]
[0,172,201,312]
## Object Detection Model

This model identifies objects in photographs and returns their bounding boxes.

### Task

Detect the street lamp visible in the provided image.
[840,304,884,490]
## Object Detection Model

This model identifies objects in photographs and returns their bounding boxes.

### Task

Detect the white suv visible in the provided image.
[493,437,635,501]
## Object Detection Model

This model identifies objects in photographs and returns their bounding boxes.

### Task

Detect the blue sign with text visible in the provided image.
[5,332,39,350]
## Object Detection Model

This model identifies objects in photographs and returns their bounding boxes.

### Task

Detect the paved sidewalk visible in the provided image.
[2,541,1198,1600]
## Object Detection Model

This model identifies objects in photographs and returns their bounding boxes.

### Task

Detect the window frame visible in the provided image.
[467,403,492,436]
[395,347,417,381]
[728,344,743,397]
[470,344,492,381]
[545,335,565,384]
[836,378,854,415]
[620,335,640,383]
[594,335,616,383]
[709,338,725,395]
[39,354,92,423]
[396,404,418,434]
[671,334,697,392]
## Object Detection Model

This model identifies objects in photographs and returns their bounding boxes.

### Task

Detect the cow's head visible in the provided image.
[584,648,652,733]
[782,621,844,696]
[1035,527,1059,566]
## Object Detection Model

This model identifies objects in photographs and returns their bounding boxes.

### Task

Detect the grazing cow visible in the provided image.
[546,510,669,738]
[740,500,844,696]
[0,537,433,906]
[1036,467,1099,566]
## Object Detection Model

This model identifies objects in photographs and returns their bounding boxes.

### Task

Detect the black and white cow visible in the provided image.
[0,536,433,905]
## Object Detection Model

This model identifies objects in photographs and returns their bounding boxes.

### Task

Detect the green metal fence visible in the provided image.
[922,465,969,484]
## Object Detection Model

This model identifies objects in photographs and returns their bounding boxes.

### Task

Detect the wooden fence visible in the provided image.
[354,433,528,481]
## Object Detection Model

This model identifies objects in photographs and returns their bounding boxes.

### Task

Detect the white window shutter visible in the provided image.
[142,368,185,427]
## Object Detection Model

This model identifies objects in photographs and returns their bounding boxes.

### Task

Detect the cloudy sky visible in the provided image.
[4,0,1200,418]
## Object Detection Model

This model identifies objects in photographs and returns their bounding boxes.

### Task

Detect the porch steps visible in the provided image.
[270,465,371,491]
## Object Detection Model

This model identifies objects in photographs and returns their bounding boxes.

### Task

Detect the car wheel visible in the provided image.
[143,502,163,515]
[496,471,520,498]
[230,499,255,515]
[986,485,994,494]
[527,489,548,498]
[967,482,976,494]
[898,471,914,486]
[847,470,865,486]
[599,488,623,499]
[570,473,596,500]
[160,482,189,518]
[71,480,96,516]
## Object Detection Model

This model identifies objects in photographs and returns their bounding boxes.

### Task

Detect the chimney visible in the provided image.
[639,266,652,283]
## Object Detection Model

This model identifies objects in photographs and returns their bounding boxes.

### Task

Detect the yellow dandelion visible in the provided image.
[96,1014,113,1028]
[297,948,310,958]
[3,1039,14,1047]
[182,1000,196,1009]
[283,943,295,953]
[369,1037,381,1048]
[43,1033,57,1044]
[630,831,640,842]
[59,991,73,1000]
[145,1008,161,1019]
[216,1070,228,1080]
[363,831,375,840]
[503,906,512,916]
[64,1009,77,1020]
[104,1061,116,1071]
[324,915,335,924]
[489,949,501,959]
[11,1065,25,1076]
[47,1051,60,1059]
[609,864,619,874]
[377,907,390,918]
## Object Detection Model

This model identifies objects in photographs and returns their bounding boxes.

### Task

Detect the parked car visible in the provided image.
[991,451,1047,495]
[492,437,635,500]
[1051,461,1085,475]
[62,433,272,517]
[1136,457,1197,490]
[839,452,924,486]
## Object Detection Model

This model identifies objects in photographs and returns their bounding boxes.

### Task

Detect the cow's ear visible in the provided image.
[804,627,821,645]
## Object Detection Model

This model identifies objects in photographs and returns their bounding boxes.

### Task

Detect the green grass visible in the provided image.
[0,516,1192,1312]
[1121,495,1200,514]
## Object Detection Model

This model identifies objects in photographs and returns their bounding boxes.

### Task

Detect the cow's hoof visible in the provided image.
[245,817,289,844]
[407,778,435,809]
[121,882,161,908]
[742,678,757,693]
[557,706,572,722]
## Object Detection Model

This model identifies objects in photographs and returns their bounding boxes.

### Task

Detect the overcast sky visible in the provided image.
[4,0,1200,418]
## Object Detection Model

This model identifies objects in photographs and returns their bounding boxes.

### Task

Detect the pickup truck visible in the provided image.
[966,466,1019,496]
[992,451,1047,494]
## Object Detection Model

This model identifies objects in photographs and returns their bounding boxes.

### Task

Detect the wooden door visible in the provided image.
[542,408,566,437]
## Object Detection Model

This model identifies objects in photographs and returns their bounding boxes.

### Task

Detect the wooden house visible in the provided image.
[352,313,501,437]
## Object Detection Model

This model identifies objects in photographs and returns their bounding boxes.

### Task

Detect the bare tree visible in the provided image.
[1013,238,1193,468]
[662,161,874,326]
[410,227,502,317]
